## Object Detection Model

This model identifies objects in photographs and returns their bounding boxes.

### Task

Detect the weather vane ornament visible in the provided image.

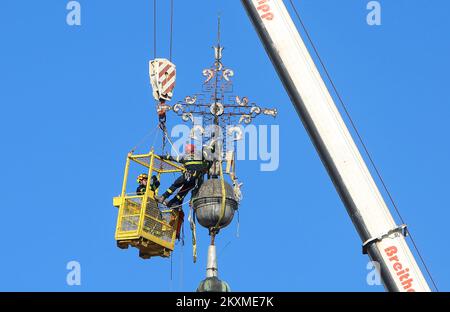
[168,43,277,158]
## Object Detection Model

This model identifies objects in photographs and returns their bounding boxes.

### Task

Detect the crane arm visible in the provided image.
[240,0,430,292]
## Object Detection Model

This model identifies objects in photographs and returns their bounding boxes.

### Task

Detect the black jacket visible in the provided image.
[160,147,215,173]
[136,184,146,195]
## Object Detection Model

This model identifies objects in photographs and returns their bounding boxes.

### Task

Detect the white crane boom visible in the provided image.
[241,0,431,292]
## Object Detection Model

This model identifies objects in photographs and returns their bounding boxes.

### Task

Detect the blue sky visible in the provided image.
[0,0,449,291]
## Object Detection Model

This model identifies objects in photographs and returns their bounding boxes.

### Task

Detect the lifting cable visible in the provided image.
[287,0,438,292]
[152,0,184,277]
[152,0,177,156]
[153,0,157,59]
[152,0,178,173]
[169,0,174,62]
[152,0,175,61]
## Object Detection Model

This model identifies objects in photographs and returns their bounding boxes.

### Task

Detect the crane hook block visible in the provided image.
[149,58,176,102]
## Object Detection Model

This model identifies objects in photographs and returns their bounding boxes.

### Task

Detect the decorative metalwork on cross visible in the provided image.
[168,41,277,152]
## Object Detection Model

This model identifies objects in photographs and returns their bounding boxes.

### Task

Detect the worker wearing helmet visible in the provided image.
[155,142,215,207]
[136,174,148,195]
[136,174,160,196]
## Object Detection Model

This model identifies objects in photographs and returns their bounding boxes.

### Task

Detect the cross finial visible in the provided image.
[214,15,223,64]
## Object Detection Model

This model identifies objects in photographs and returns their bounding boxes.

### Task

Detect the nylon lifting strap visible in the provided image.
[213,160,227,231]
[188,204,197,263]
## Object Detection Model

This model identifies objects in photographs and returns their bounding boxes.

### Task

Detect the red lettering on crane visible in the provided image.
[256,0,274,21]
[384,246,416,292]
[393,262,402,271]
[385,246,397,257]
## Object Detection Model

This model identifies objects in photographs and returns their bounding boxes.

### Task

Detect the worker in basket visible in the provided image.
[155,142,215,208]
[136,173,160,196]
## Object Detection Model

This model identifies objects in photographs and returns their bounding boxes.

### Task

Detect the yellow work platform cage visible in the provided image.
[113,150,185,259]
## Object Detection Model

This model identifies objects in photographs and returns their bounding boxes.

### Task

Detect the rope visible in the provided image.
[170,252,173,282]
[287,0,438,292]
[217,212,241,259]
[179,235,184,290]
[163,129,181,157]
[152,124,161,151]
[181,216,185,246]
[153,0,157,59]
[218,240,232,259]
[159,200,190,210]
[130,124,160,153]
[236,209,240,238]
